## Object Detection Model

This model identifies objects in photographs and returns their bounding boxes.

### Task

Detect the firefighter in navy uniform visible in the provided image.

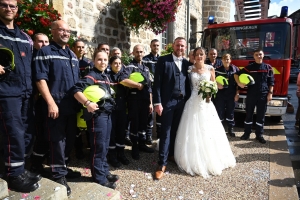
[234,49,274,144]
[106,56,131,167]
[72,39,92,159]
[143,39,160,144]
[215,54,240,137]
[30,33,51,177]
[120,44,154,160]
[205,48,223,69]
[33,20,80,196]
[0,0,40,193]
[72,51,119,189]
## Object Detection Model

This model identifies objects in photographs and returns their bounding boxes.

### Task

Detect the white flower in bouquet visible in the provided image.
[198,80,218,101]
[205,88,211,93]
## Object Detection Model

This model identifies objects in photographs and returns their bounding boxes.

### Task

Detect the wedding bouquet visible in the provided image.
[198,80,218,103]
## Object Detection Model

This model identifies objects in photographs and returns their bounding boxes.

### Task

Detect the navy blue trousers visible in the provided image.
[146,112,154,137]
[244,93,268,137]
[87,112,111,185]
[128,99,149,143]
[0,96,35,176]
[45,114,77,179]
[215,95,235,128]
[109,109,126,149]
[158,98,185,166]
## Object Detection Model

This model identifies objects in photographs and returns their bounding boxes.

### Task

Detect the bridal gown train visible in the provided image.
[174,65,236,178]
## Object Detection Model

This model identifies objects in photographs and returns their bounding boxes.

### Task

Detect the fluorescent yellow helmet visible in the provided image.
[239,74,255,85]
[129,72,145,83]
[77,109,87,129]
[216,76,229,88]
[83,85,106,103]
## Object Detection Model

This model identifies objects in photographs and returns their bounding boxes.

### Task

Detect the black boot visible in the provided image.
[116,147,130,165]
[54,176,71,196]
[30,154,51,178]
[103,181,117,189]
[107,149,122,168]
[241,133,250,140]
[24,169,41,182]
[124,136,133,146]
[228,127,235,137]
[106,172,119,182]
[255,135,266,144]
[146,135,153,145]
[30,164,51,178]
[139,141,154,153]
[131,143,140,160]
[7,172,39,193]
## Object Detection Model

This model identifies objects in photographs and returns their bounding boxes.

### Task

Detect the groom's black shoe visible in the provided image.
[155,165,166,180]
[240,133,250,140]
[228,128,235,137]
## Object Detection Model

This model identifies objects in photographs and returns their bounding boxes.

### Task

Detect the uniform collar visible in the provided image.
[50,41,65,51]
[149,52,159,58]
[93,66,107,75]
[0,20,21,36]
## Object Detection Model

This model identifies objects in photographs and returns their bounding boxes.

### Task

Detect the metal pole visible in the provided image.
[187,0,190,54]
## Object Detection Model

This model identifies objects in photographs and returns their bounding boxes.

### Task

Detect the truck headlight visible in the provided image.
[267,100,286,107]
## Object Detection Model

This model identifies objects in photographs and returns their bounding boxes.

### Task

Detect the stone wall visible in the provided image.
[49,0,229,57]
[202,0,231,28]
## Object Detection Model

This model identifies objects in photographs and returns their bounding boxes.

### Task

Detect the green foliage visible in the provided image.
[121,51,133,65]
[160,43,173,56]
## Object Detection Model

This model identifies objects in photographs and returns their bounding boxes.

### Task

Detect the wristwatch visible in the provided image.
[268,91,273,94]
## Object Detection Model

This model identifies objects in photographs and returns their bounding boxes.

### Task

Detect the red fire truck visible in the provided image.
[200,7,299,121]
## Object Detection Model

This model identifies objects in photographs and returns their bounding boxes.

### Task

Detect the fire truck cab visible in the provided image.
[200,7,296,121]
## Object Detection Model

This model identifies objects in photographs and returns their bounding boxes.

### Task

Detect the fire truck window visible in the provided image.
[265,32,275,47]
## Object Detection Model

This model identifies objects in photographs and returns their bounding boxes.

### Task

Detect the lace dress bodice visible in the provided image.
[190,65,213,94]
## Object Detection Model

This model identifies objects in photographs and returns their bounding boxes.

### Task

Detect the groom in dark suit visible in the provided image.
[153,37,191,180]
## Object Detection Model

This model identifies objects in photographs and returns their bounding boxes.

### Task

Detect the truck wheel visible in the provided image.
[270,116,282,122]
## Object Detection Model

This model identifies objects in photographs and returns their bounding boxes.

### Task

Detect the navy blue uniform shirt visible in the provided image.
[107,66,127,111]
[33,41,80,114]
[215,64,239,96]
[143,53,159,75]
[205,58,222,69]
[236,62,275,95]
[0,21,33,97]
[119,59,152,100]
[71,67,115,114]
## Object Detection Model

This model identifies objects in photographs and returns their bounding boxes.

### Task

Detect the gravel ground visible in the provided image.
[67,123,270,200]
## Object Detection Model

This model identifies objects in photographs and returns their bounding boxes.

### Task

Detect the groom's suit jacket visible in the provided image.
[153,53,191,107]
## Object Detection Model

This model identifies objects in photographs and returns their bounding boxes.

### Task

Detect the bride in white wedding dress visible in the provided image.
[174,47,236,178]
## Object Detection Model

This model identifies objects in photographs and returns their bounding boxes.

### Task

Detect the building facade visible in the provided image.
[289,9,300,60]
[49,0,230,56]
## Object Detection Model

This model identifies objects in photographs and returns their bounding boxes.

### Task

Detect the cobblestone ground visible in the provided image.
[67,118,271,200]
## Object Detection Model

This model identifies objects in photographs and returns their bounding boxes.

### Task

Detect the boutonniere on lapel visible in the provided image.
[187,66,193,74]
